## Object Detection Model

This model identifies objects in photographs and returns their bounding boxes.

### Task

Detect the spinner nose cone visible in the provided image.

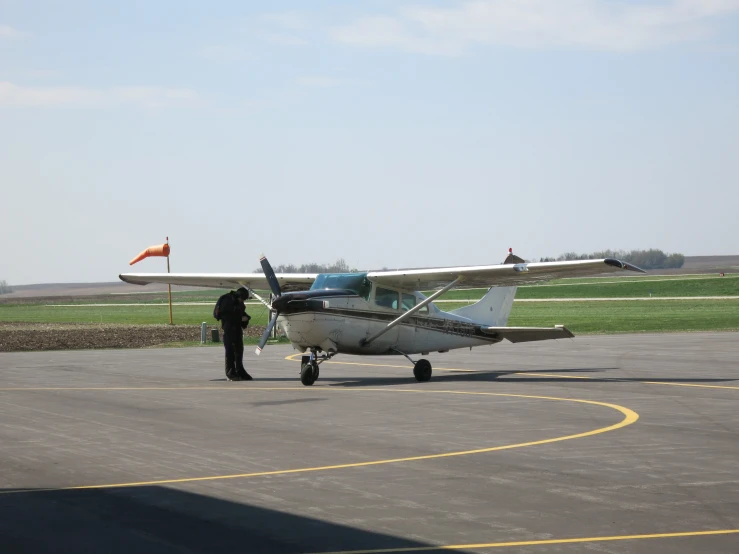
[271,294,290,311]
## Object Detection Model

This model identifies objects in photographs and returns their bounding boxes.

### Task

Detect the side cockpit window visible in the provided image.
[403,293,428,314]
[375,287,399,310]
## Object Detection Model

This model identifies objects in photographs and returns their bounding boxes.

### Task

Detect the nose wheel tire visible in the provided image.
[413,359,432,382]
[300,362,319,386]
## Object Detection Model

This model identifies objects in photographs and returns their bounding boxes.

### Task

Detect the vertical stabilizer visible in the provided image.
[503,247,525,265]
[450,286,517,327]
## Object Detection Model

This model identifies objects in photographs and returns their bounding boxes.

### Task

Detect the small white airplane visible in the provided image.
[120,250,644,385]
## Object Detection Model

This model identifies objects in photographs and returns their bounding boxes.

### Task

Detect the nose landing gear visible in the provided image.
[299,349,334,386]
[300,361,319,386]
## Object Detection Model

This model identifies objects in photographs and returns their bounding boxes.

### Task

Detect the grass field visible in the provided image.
[445,300,739,334]
[434,274,739,300]
[1,299,738,335]
[1,274,737,335]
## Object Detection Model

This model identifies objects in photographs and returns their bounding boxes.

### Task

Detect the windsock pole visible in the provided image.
[128,240,172,324]
[166,237,173,325]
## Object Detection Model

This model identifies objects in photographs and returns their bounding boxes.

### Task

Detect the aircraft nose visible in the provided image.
[271,295,290,311]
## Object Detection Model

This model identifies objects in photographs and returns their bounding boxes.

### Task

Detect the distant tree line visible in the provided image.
[539,249,685,269]
[0,280,13,294]
[254,258,358,274]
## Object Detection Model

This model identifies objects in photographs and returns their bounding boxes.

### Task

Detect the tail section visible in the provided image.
[450,248,522,326]
[503,247,525,264]
[450,286,517,326]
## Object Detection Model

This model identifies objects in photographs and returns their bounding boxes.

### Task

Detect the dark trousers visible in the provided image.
[223,327,246,378]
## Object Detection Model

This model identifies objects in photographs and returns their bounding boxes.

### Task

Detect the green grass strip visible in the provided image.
[443,299,739,334]
[2,299,738,335]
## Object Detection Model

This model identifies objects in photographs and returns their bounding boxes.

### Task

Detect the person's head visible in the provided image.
[235,287,249,301]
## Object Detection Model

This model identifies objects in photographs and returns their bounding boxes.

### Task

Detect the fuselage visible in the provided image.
[274,273,501,356]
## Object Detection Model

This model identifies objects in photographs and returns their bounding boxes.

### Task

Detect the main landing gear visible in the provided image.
[300,349,335,386]
[413,359,432,382]
[393,349,433,382]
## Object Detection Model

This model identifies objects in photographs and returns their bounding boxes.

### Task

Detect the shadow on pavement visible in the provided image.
[242,366,739,388]
[0,485,455,554]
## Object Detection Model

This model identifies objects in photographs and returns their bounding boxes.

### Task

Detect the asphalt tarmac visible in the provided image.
[1,332,738,553]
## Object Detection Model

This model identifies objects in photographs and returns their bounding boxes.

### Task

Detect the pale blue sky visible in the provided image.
[1,1,738,284]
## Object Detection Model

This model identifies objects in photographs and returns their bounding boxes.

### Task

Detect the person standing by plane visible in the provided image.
[214,287,252,381]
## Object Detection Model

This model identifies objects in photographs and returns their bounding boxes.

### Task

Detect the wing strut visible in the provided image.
[360,277,462,347]
[244,286,271,310]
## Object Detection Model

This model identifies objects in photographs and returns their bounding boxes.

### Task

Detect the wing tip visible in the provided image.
[119,274,144,285]
[604,258,647,273]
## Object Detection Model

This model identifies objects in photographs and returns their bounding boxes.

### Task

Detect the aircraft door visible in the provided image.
[399,293,419,353]
[344,297,370,347]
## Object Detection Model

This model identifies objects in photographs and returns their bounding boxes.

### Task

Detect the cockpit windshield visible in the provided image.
[310,273,371,299]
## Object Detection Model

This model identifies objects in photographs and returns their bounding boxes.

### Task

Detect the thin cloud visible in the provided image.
[198,44,254,63]
[0,24,25,39]
[26,69,62,79]
[0,82,198,108]
[333,15,461,55]
[256,11,313,46]
[332,0,739,54]
[297,77,344,87]
[199,11,311,63]
[259,31,308,46]
[259,11,313,30]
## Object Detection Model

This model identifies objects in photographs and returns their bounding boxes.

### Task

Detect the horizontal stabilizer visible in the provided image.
[481,325,574,343]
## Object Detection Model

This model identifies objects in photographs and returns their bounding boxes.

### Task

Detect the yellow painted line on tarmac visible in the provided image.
[311,529,739,554]
[0,387,637,495]
[639,381,739,391]
[285,354,739,391]
[516,372,739,391]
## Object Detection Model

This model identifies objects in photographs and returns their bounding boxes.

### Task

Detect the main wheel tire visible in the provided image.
[413,359,432,382]
[300,362,318,386]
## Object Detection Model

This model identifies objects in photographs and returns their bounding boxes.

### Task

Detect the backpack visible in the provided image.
[213,293,230,321]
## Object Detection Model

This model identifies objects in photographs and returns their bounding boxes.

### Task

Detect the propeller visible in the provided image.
[255,255,282,355]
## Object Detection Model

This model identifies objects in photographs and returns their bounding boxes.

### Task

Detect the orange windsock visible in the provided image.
[129,243,171,265]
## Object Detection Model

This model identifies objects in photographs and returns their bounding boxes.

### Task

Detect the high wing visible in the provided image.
[119,272,318,292]
[367,258,645,290]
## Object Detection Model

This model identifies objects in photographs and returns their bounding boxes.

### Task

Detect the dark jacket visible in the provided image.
[217,292,249,331]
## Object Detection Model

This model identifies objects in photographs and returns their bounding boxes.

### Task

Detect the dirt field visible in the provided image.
[1,282,207,300]
[0,292,211,306]
[0,323,269,353]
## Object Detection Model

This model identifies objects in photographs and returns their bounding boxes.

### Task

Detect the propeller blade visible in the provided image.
[255,311,279,355]
[260,255,282,297]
